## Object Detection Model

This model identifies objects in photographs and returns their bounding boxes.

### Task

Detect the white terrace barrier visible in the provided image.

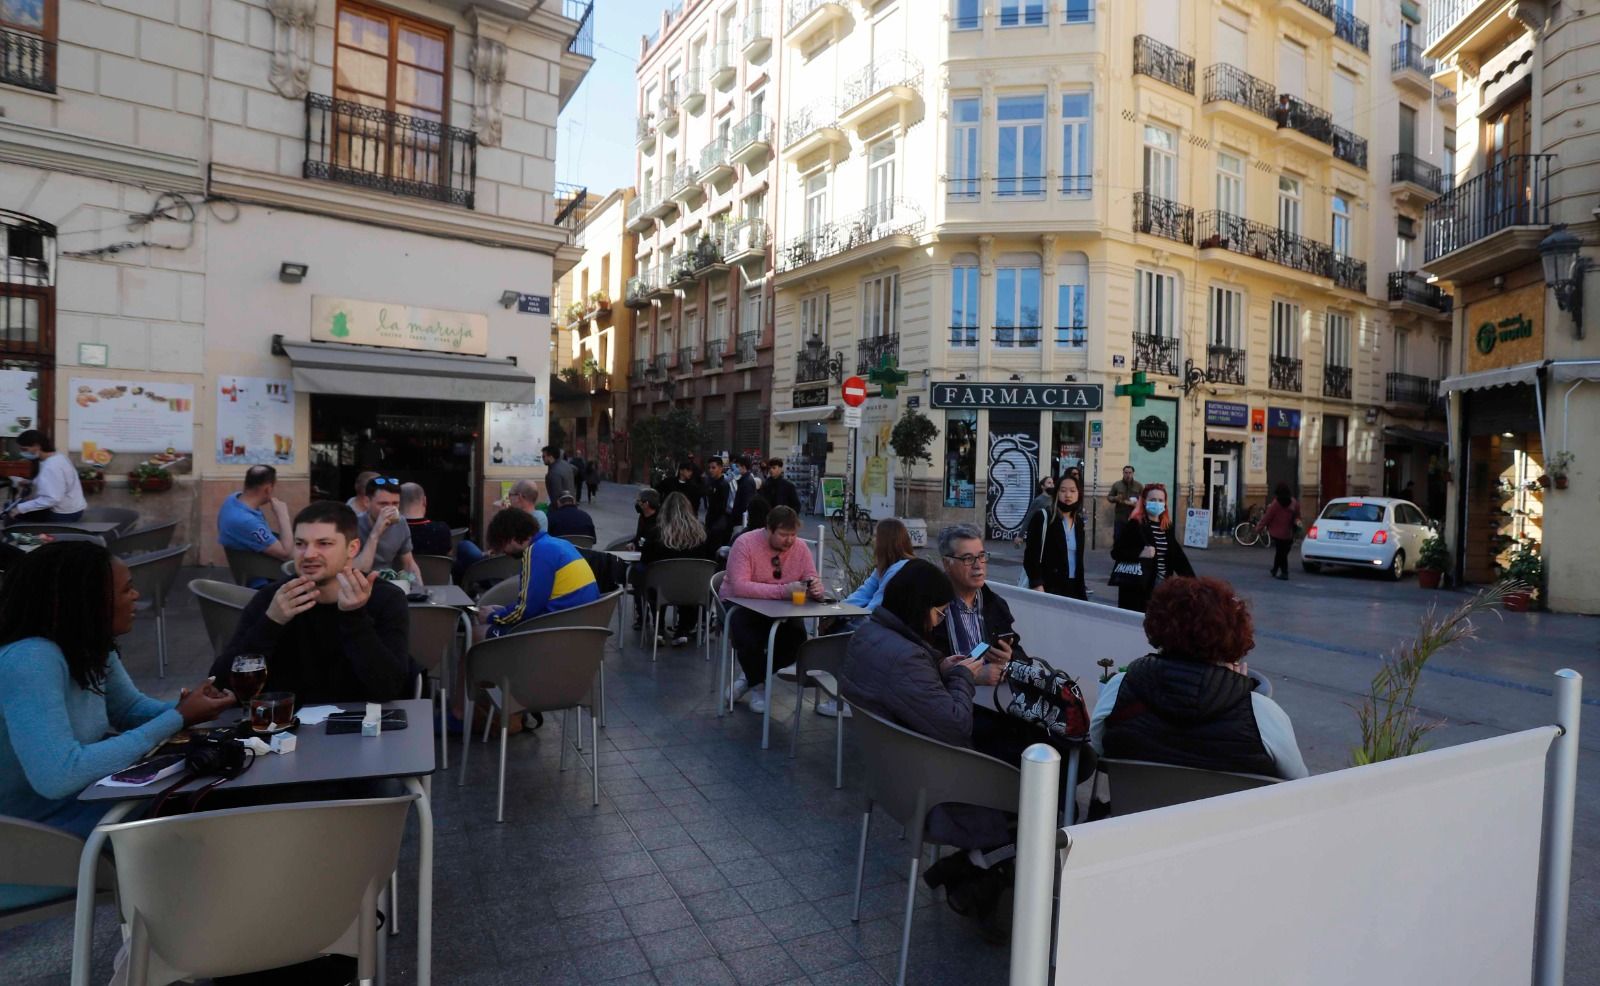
[1009,669,1584,986]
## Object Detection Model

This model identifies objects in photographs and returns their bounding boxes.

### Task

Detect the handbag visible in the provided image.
[1107,559,1146,588]
[993,654,1091,742]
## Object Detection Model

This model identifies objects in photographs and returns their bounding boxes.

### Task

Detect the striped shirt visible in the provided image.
[488,531,599,634]
[1150,525,1170,579]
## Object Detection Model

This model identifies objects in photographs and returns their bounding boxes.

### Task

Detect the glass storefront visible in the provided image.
[1050,411,1086,479]
[944,410,977,507]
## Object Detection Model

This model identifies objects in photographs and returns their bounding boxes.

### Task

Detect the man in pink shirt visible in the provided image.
[719,506,821,713]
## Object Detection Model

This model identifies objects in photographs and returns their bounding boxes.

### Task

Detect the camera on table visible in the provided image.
[185,726,249,778]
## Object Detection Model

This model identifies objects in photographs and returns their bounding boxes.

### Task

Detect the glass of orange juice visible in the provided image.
[790,588,806,605]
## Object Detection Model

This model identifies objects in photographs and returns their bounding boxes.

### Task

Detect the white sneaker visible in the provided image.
[747,684,768,714]
[725,674,750,706]
[816,698,852,719]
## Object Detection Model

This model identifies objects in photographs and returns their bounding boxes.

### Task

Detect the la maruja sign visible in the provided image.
[931,382,1104,410]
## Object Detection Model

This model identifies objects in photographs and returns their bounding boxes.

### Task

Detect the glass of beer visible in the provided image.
[230,654,267,713]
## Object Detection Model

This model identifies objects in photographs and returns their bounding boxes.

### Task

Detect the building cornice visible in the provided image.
[0,117,204,193]
[208,163,570,256]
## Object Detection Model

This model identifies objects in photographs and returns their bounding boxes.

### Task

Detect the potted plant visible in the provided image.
[78,466,105,495]
[127,463,172,493]
[1501,540,1543,611]
[1416,533,1449,589]
[1548,450,1574,490]
[587,291,611,315]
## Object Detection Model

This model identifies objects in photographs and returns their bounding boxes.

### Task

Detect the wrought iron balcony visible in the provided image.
[554,183,587,231]
[698,137,732,183]
[1207,346,1247,386]
[994,326,1042,349]
[796,351,834,383]
[1133,35,1194,94]
[1333,8,1368,51]
[624,276,653,308]
[667,250,698,285]
[635,114,657,152]
[840,51,921,117]
[1323,363,1352,400]
[1,26,54,93]
[1331,125,1367,169]
[735,331,760,364]
[303,94,476,208]
[704,338,725,368]
[723,219,768,262]
[691,234,725,272]
[1392,153,1443,192]
[729,111,773,165]
[1386,372,1438,405]
[783,103,840,147]
[1056,325,1087,349]
[677,346,697,369]
[1387,271,1452,313]
[565,0,594,57]
[1196,211,1340,280]
[681,63,706,113]
[1204,64,1276,121]
[1133,333,1181,376]
[857,334,900,373]
[950,326,978,349]
[630,358,649,383]
[775,198,924,274]
[652,353,672,377]
[1132,193,1194,245]
[1286,0,1333,19]
[1276,94,1332,145]
[1425,0,1481,48]
[1329,255,1366,293]
[1391,41,1430,75]
[1424,154,1554,262]
[1269,356,1303,393]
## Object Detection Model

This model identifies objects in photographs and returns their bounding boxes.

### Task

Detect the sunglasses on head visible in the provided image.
[371,477,401,487]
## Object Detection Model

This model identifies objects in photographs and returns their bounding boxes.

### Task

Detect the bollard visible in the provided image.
[1535,669,1582,986]
[1010,743,1060,986]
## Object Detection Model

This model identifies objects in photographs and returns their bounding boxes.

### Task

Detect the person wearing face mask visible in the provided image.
[1109,482,1194,612]
[1023,473,1087,600]
[4,430,86,523]
[1019,476,1055,552]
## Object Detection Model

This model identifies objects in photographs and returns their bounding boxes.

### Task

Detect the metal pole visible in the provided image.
[1009,743,1060,986]
[1535,668,1582,986]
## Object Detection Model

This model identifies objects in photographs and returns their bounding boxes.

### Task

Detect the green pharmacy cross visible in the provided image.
[867,354,910,398]
[1115,371,1157,407]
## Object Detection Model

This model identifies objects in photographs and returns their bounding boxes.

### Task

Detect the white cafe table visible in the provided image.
[417,583,475,608]
[607,549,641,564]
[71,699,438,986]
[720,596,870,749]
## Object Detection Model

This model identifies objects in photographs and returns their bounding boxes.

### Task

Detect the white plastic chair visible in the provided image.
[0,815,116,932]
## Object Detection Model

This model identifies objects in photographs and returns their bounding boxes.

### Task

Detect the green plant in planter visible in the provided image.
[1416,533,1449,572]
[1502,539,1544,591]
[1547,450,1574,477]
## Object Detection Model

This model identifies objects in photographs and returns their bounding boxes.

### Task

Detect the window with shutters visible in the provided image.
[1135,268,1177,339]
[1216,152,1244,215]
[1325,312,1351,368]
[1271,300,1300,359]
[1209,285,1244,349]
[333,2,452,187]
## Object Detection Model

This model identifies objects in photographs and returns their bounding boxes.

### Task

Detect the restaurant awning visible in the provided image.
[1438,360,1544,395]
[1548,360,1600,384]
[772,404,841,424]
[273,336,539,404]
[1382,425,1448,447]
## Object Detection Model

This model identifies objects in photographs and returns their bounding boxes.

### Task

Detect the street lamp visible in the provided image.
[802,333,845,384]
[1540,224,1589,334]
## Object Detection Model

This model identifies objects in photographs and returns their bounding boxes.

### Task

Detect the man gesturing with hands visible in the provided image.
[213,501,413,705]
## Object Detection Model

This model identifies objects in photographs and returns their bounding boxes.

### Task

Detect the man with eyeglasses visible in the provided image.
[354,476,424,584]
[720,506,821,714]
[936,525,1021,686]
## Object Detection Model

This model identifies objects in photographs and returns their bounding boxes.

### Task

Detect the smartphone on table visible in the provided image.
[108,753,187,785]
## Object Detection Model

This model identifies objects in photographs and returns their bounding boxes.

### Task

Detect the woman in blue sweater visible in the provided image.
[0,542,234,908]
[843,517,917,612]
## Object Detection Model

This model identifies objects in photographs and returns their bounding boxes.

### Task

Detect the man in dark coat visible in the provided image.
[730,455,759,526]
[655,461,704,514]
[702,456,735,551]
[761,458,803,514]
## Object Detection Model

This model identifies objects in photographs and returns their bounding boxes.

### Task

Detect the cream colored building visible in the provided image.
[0,0,591,562]
[551,187,635,478]
[770,0,1387,546]
[1422,0,1600,613]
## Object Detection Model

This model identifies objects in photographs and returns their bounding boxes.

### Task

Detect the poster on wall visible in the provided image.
[1183,507,1212,550]
[1127,397,1178,494]
[68,378,194,456]
[215,376,294,465]
[820,476,846,512]
[1249,434,1266,472]
[854,399,896,519]
[488,401,544,467]
[986,410,1040,541]
[0,369,39,437]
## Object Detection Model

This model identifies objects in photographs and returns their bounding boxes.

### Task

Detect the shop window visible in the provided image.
[1051,412,1085,479]
[944,410,977,507]
[0,210,55,430]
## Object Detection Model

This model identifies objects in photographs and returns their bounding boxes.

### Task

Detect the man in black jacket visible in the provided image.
[655,460,704,514]
[213,501,412,705]
[730,455,758,526]
[761,458,803,514]
[702,456,734,550]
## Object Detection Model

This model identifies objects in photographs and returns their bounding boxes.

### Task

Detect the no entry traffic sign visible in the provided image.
[842,376,868,407]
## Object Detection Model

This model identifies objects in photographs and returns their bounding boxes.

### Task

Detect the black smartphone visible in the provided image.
[326,709,410,734]
[109,753,186,785]
[995,631,1019,645]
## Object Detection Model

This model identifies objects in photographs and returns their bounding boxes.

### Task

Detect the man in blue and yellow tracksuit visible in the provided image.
[482,508,599,637]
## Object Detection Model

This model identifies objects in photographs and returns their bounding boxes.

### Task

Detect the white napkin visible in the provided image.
[295,704,343,724]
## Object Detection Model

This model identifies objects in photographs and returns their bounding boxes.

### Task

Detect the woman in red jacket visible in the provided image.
[1257,483,1301,581]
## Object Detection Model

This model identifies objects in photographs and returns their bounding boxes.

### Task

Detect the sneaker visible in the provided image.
[747,684,768,714]
[671,635,689,647]
[815,698,852,719]
[725,674,751,706]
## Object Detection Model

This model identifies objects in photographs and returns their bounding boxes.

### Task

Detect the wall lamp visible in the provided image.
[801,333,845,383]
[1008,373,1023,381]
[278,262,308,284]
[1540,224,1590,335]
[499,290,521,309]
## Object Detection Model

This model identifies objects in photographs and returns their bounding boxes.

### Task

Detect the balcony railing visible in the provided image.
[710,40,735,87]
[743,6,772,52]
[1424,154,1554,262]
[1056,325,1087,349]
[1204,64,1276,120]
[776,198,924,273]
[1270,356,1303,393]
[691,234,725,271]
[787,0,834,30]
[1197,211,1363,286]
[1392,153,1443,192]
[1425,0,1477,47]
[735,331,760,364]
[723,219,768,260]
[995,176,1046,199]
[1386,372,1438,405]
[1391,40,1429,75]
[303,94,476,208]
[698,137,730,177]
[1387,271,1452,312]
[796,351,834,383]
[667,249,698,284]
[1323,363,1352,399]
[635,115,656,147]
[565,0,594,57]
[841,51,921,110]
[1132,193,1194,245]
[994,326,1042,349]
[1331,125,1367,169]
[1133,35,1194,94]
[624,276,652,308]
[1276,94,1332,144]
[783,103,837,146]
[1330,254,1367,293]
[857,334,900,373]
[950,325,978,348]
[1133,333,1181,376]
[730,111,772,158]
[1288,0,1333,19]
[1,26,54,93]
[630,358,648,382]
[677,345,697,368]
[1333,8,1368,51]
[652,354,672,377]
[553,183,587,231]
[1207,346,1247,386]
[704,338,725,368]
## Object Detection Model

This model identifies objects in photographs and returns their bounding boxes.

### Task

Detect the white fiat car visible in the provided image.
[1299,496,1435,580]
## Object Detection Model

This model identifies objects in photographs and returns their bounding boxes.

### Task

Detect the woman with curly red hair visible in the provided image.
[1108,482,1195,612]
[1090,577,1307,779]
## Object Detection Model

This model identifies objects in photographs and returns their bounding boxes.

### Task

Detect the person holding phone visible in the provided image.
[0,542,235,909]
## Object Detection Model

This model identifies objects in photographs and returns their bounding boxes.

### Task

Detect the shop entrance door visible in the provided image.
[987,410,1040,540]
[310,395,482,531]
[1203,446,1239,532]
[1321,414,1348,506]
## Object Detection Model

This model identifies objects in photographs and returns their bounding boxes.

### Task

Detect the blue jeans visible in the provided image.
[452,540,485,582]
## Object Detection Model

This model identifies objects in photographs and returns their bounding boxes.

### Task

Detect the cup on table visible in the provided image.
[790,588,806,605]
[249,691,295,731]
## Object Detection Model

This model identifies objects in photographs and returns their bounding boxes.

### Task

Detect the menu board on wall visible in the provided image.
[0,369,39,437]
[68,378,194,455]
[488,401,545,468]
[216,376,295,465]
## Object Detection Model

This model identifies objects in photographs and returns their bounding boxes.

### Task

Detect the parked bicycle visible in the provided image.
[829,501,876,546]
[1232,504,1274,548]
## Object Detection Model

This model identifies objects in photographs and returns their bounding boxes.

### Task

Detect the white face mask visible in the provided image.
[1145,500,1165,518]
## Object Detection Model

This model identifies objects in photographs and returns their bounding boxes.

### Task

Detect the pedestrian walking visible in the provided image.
[584,458,601,502]
[1018,476,1056,552]
[1024,473,1087,600]
[1257,483,1301,580]
[1109,483,1194,613]
[1106,465,1143,541]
